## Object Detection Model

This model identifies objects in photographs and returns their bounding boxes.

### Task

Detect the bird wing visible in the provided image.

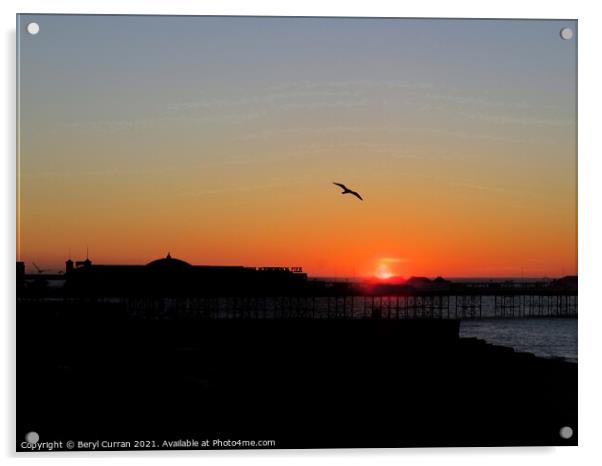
[350,190,363,201]
[333,182,348,190]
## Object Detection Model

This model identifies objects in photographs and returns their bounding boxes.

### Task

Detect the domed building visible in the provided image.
[146,253,193,271]
[64,252,307,297]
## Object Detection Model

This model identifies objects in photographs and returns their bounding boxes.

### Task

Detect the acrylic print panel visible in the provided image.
[16,15,577,451]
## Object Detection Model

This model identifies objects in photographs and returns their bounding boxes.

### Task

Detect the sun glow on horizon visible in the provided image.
[375,264,394,280]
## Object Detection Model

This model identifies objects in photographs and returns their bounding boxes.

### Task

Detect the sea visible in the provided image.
[460,318,577,362]
[313,277,578,363]
[38,277,579,362]
[171,295,578,362]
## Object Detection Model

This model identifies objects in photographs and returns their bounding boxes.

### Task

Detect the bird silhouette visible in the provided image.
[333,182,363,201]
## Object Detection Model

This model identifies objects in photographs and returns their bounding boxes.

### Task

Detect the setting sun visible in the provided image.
[375,264,393,280]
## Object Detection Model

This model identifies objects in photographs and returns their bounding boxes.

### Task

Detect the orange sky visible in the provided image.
[17,16,577,278]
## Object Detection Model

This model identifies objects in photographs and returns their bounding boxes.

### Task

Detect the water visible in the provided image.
[109,295,580,362]
[219,296,578,362]
[460,318,577,362]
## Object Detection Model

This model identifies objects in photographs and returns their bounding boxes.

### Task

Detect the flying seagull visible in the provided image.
[333,182,363,201]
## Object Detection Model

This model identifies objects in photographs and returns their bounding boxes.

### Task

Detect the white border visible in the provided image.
[2,1,602,465]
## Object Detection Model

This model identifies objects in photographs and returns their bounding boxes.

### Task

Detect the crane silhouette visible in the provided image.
[333,182,363,201]
[32,262,47,274]
[32,262,62,274]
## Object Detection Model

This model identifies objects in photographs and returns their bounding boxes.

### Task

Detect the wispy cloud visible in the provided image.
[268,79,433,93]
[177,175,316,199]
[447,180,569,214]
[421,92,533,111]
[178,183,288,198]
[457,111,572,127]
[167,88,365,112]
[62,111,267,133]
[380,257,409,264]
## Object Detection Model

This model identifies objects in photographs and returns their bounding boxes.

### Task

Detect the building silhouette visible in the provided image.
[64,253,308,297]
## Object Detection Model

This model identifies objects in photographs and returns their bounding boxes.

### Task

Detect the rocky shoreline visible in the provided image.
[17,313,577,449]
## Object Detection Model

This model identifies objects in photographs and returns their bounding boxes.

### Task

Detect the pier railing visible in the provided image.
[18,293,577,320]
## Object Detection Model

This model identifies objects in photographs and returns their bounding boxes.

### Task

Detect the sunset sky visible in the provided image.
[17,15,577,278]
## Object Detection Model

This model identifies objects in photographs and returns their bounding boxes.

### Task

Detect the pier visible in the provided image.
[19,292,577,320]
[122,293,577,320]
[18,263,577,320]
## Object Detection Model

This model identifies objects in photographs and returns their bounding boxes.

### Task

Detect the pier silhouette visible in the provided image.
[16,256,577,320]
[16,256,577,449]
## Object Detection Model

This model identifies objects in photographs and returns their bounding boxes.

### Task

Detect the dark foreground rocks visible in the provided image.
[18,311,577,449]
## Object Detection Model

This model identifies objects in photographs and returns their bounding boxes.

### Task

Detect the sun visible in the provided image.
[375,264,393,280]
